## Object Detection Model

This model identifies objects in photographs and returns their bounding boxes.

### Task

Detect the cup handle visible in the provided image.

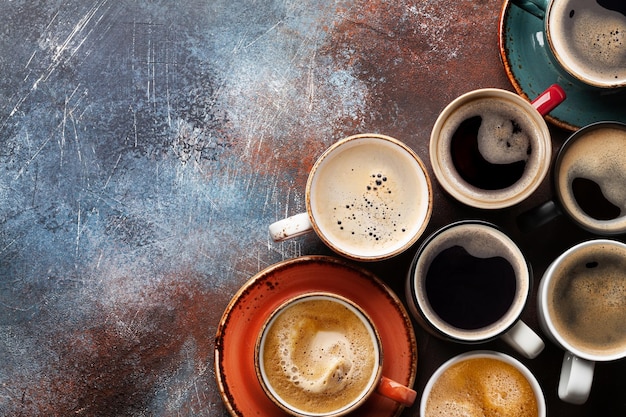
[517,200,562,233]
[511,0,549,19]
[269,212,313,242]
[500,320,545,359]
[531,84,566,116]
[377,376,417,407]
[558,352,595,404]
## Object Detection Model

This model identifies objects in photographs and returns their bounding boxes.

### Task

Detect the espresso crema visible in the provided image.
[260,297,378,414]
[548,244,626,357]
[425,357,539,417]
[548,0,626,86]
[557,125,626,233]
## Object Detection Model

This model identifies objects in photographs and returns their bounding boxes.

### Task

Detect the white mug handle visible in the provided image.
[269,213,313,242]
[558,352,595,404]
[500,320,545,359]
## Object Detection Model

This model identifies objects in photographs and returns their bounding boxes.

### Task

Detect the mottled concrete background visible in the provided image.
[0,1,624,416]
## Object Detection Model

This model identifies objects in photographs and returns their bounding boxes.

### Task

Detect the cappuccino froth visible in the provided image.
[548,0,626,86]
[557,125,626,233]
[261,297,378,414]
[425,357,539,417]
[310,136,430,258]
[548,244,626,357]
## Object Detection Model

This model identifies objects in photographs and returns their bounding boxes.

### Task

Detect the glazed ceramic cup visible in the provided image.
[420,351,546,417]
[255,292,416,417]
[430,85,565,209]
[269,133,433,261]
[512,0,626,89]
[518,121,626,235]
[537,239,626,404]
[405,221,544,359]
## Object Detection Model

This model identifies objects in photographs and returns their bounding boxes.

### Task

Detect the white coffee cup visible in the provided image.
[269,134,433,261]
[255,292,416,416]
[512,0,626,88]
[405,220,545,359]
[429,86,564,209]
[538,239,626,404]
[420,350,546,417]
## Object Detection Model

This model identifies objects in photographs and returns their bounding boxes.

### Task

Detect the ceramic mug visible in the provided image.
[255,292,416,417]
[537,239,626,404]
[420,350,546,417]
[269,133,433,261]
[517,121,626,235]
[405,220,545,359]
[429,85,565,209]
[512,0,626,89]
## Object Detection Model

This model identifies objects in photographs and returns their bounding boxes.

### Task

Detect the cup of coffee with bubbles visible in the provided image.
[405,220,545,359]
[255,292,417,416]
[421,350,546,417]
[518,121,626,235]
[269,133,433,261]
[512,0,626,89]
[430,86,565,209]
[537,239,626,404]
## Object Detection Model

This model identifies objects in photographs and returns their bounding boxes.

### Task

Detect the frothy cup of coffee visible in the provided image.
[405,221,545,359]
[518,122,626,235]
[513,0,626,89]
[537,239,626,404]
[269,134,433,261]
[420,351,546,417]
[430,86,565,209]
[255,292,417,416]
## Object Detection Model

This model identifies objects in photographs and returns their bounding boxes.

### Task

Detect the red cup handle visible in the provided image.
[376,375,417,407]
[531,84,566,116]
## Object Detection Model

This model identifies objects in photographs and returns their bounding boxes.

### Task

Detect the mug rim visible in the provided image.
[407,220,532,343]
[539,238,626,361]
[552,121,626,235]
[305,133,433,261]
[419,350,546,417]
[545,1,626,89]
[254,291,384,417]
[429,88,551,209]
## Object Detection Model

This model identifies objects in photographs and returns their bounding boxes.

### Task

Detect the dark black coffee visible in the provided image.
[597,0,626,18]
[425,245,517,330]
[572,177,621,220]
[450,116,528,190]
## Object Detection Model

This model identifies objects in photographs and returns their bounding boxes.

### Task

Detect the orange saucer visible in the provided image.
[214,256,418,417]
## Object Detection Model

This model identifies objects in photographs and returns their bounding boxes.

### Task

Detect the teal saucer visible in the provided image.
[499,1,626,131]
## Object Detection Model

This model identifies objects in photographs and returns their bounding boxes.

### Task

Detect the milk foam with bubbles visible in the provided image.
[310,138,430,258]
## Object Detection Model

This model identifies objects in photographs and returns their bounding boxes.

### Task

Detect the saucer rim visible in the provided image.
[214,255,418,417]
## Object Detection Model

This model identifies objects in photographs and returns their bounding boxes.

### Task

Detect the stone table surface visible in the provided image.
[0,0,625,416]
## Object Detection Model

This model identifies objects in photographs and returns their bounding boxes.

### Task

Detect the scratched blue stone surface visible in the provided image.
[1,1,623,416]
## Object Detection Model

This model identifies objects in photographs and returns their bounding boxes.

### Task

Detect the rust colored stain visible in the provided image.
[10,272,227,416]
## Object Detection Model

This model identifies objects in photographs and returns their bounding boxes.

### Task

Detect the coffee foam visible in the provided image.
[310,137,430,258]
[425,357,538,417]
[440,97,541,191]
[549,0,626,85]
[557,126,626,232]
[261,298,377,414]
[548,244,626,357]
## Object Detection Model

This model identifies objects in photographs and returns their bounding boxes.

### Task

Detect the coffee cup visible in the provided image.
[420,350,546,417]
[518,121,626,235]
[255,292,417,416]
[512,0,626,89]
[537,239,626,404]
[269,133,433,261]
[405,220,545,359]
[429,85,565,209]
